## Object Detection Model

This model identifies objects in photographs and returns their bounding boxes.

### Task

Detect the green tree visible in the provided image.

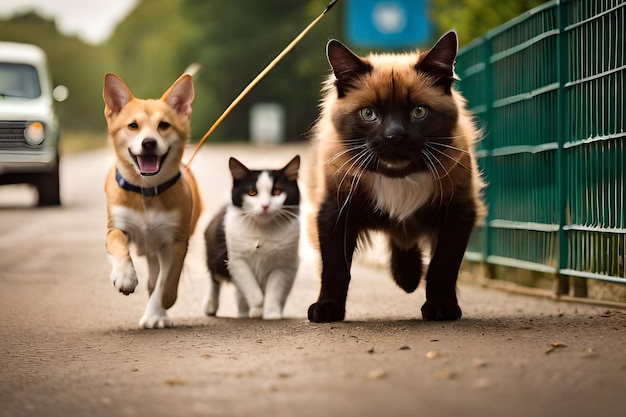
[181,0,341,142]
[430,0,548,46]
[104,0,196,99]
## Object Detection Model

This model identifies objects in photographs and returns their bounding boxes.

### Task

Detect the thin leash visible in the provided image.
[185,0,340,166]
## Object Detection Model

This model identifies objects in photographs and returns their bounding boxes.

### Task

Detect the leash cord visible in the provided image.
[185,0,339,166]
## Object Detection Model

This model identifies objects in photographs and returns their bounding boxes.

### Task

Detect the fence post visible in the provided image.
[481,35,494,273]
[555,0,569,295]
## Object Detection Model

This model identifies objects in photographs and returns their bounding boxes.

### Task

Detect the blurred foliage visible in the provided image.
[431,0,548,45]
[180,0,341,141]
[0,12,110,133]
[104,0,196,99]
[0,0,547,143]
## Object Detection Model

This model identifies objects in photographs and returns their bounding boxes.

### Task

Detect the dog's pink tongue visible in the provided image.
[137,155,160,174]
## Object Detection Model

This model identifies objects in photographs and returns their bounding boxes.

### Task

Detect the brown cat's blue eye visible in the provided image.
[248,188,257,196]
[360,107,378,122]
[411,106,428,120]
[158,121,171,130]
[128,122,138,129]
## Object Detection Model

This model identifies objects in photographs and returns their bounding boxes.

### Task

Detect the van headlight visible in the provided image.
[24,121,46,146]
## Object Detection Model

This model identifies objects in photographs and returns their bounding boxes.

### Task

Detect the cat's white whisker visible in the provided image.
[429,148,458,206]
[335,149,370,233]
[428,140,471,154]
[426,143,472,172]
[324,142,367,167]
[335,149,368,200]
[419,149,445,207]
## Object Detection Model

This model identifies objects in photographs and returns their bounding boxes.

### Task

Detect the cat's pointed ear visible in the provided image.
[229,157,250,180]
[327,40,371,96]
[161,74,194,119]
[417,30,458,94]
[103,73,134,120]
[282,155,300,181]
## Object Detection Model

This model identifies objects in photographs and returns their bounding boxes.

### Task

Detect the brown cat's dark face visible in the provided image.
[325,32,465,179]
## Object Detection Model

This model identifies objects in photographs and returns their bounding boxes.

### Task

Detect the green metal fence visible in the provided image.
[456,0,625,287]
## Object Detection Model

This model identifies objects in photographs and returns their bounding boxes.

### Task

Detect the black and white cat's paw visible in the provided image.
[263,304,283,320]
[204,297,219,316]
[308,301,345,323]
[421,300,462,321]
[248,306,263,319]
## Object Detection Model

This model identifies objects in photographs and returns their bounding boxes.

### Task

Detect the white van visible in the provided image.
[0,41,66,206]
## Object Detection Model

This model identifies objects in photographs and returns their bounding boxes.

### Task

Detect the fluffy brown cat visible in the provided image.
[307,31,485,322]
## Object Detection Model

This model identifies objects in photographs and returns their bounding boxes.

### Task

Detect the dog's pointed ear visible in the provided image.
[103,73,134,118]
[162,74,194,119]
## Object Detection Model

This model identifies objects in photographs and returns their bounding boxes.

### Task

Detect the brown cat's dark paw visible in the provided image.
[421,300,462,321]
[308,302,345,322]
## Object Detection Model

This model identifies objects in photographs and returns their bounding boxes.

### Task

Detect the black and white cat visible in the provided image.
[204,156,301,319]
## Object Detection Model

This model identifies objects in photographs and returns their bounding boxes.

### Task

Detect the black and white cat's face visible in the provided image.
[326,31,462,179]
[229,156,300,224]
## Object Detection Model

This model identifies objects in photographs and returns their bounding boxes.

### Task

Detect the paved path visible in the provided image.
[1,144,625,417]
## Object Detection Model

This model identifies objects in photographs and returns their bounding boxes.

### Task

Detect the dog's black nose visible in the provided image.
[142,138,157,150]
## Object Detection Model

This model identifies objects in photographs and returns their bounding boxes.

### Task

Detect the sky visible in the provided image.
[0,0,138,44]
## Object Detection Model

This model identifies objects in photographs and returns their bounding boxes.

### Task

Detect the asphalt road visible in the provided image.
[1,143,625,417]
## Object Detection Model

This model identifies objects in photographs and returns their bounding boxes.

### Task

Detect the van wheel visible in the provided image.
[36,158,61,207]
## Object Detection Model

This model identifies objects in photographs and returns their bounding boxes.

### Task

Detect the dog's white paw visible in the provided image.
[139,309,172,329]
[110,263,138,295]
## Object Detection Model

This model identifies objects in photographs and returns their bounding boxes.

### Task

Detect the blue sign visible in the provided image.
[346,0,431,48]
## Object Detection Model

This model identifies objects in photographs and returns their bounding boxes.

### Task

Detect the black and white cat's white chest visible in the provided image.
[224,204,300,261]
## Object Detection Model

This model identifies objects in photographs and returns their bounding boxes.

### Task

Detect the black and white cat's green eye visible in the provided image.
[360,107,378,122]
[248,188,257,196]
[411,106,428,120]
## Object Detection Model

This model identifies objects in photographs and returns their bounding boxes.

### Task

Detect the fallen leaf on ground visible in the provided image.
[437,369,459,380]
[426,350,440,359]
[472,377,493,388]
[545,342,567,354]
[367,369,387,380]
[473,358,488,368]
[582,348,597,358]
[165,379,186,386]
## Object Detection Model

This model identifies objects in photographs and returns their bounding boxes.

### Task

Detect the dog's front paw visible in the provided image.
[421,300,462,321]
[139,309,173,329]
[110,263,138,295]
[308,301,345,323]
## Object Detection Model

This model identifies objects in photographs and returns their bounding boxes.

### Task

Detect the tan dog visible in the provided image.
[103,73,203,328]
